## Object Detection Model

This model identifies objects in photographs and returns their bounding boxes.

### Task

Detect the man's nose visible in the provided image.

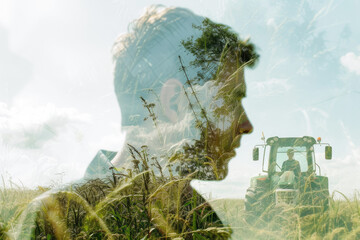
[238,117,253,134]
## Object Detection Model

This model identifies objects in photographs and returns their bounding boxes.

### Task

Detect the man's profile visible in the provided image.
[281,148,301,177]
[12,6,259,239]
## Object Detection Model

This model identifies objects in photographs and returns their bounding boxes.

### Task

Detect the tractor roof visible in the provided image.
[266,136,316,146]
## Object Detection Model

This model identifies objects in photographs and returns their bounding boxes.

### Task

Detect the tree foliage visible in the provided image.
[181,18,259,82]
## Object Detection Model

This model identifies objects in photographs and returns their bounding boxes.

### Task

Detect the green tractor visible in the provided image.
[245,136,332,216]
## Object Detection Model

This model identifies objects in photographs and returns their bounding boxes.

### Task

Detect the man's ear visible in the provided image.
[160,79,183,123]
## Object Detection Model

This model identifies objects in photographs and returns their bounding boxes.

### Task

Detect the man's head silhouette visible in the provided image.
[11,6,260,239]
[110,6,258,180]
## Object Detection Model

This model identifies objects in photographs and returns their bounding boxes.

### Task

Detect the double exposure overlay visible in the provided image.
[1,1,360,239]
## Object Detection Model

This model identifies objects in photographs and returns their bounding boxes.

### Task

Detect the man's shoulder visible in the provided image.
[83,149,118,180]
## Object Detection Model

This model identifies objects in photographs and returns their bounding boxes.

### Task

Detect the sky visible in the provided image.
[0,0,360,199]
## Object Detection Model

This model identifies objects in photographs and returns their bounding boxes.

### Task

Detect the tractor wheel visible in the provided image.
[315,190,330,212]
[244,188,256,212]
[244,187,267,220]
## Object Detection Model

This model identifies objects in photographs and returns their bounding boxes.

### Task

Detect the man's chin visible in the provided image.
[181,149,237,181]
[209,165,229,181]
[215,150,237,180]
[187,166,229,181]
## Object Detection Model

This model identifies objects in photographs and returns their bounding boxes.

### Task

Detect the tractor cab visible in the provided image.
[252,136,332,177]
[267,137,317,178]
[246,136,332,212]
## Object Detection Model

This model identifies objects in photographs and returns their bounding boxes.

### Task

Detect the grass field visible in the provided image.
[1,181,360,239]
[210,194,360,239]
[0,184,44,239]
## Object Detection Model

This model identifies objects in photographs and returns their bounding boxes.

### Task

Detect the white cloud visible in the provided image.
[324,147,360,196]
[0,0,12,27]
[0,102,91,149]
[266,18,276,29]
[250,78,291,97]
[293,107,330,135]
[321,122,360,195]
[340,52,360,75]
